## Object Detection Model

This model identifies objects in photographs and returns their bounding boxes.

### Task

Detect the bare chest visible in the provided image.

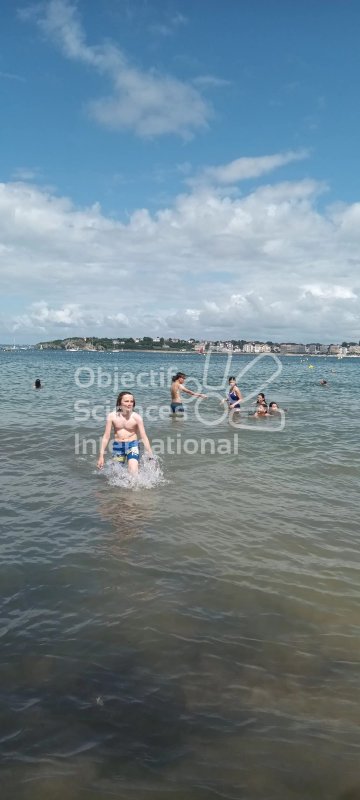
[112,413,138,435]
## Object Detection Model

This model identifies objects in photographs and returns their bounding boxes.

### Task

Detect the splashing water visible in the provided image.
[103,454,167,490]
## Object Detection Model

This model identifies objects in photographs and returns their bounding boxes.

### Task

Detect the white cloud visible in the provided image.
[192,75,231,88]
[12,167,40,181]
[149,10,188,36]
[12,302,130,332]
[1,167,360,342]
[172,12,188,27]
[20,0,211,138]
[198,149,309,186]
[301,285,357,300]
[0,70,26,82]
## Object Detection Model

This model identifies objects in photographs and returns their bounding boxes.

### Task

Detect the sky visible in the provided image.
[1,0,360,344]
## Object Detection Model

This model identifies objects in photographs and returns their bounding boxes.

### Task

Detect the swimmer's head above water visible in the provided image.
[172,372,186,383]
[116,391,135,412]
[256,392,267,405]
[34,378,42,389]
[256,405,268,415]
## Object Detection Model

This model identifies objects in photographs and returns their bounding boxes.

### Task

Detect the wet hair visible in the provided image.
[228,376,236,382]
[256,392,267,405]
[116,391,135,410]
[269,401,277,408]
[34,378,41,389]
[172,372,186,382]
[257,405,267,414]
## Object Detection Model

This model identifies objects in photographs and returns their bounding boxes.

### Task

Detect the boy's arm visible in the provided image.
[136,415,153,456]
[181,386,207,398]
[97,414,113,468]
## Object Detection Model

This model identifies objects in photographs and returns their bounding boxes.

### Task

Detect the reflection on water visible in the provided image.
[0,351,360,799]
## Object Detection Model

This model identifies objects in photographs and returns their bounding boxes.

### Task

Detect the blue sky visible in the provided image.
[1,0,360,343]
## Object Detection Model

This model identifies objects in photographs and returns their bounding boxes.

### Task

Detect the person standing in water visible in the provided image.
[170,372,207,414]
[97,391,153,474]
[223,376,243,411]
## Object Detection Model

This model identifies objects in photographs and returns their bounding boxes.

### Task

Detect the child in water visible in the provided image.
[97,391,153,475]
[255,392,267,408]
[170,372,207,414]
[222,376,243,411]
[268,401,280,413]
[254,404,269,418]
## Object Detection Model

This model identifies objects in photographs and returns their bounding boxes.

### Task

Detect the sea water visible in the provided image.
[0,349,359,799]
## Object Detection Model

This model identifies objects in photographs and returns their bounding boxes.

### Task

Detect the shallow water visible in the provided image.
[1,350,359,799]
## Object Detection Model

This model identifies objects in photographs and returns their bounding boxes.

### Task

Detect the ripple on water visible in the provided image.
[0,352,360,798]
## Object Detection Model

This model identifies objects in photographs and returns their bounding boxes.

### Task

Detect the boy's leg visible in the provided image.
[127,458,139,475]
[126,442,140,475]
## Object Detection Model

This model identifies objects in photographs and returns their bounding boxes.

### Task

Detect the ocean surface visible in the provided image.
[1,349,359,800]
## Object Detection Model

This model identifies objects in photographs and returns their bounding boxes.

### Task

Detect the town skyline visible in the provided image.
[3,335,359,357]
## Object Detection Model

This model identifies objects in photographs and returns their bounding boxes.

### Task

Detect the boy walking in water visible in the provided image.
[97,391,153,475]
[170,372,207,414]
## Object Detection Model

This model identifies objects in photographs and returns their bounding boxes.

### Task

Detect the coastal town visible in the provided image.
[2,336,359,356]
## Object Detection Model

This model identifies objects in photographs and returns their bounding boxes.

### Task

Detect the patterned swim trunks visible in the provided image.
[112,440,140,463]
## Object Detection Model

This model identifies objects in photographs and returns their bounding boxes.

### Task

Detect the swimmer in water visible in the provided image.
[221,376,243,411]
[255,392,267,408]
[268,401,279,413]
[254,404,269,418]
[97,391,153,475]
[170,372,207,415]
[268,401,288,414]
[319,379,328,386]
[34,378,42,389]
[268,401,281,414]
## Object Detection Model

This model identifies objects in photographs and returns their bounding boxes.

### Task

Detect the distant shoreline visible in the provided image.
[3,347,358,358]
[30,349,358,357]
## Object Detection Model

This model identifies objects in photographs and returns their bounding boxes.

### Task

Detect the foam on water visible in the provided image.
[102,454,167,490]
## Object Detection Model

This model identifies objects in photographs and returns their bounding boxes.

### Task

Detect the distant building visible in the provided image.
[253,343,271,353]
[280,344,307,354]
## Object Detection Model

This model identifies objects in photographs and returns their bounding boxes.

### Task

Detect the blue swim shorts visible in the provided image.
[171,402,185,413]
[112,440,140,463]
